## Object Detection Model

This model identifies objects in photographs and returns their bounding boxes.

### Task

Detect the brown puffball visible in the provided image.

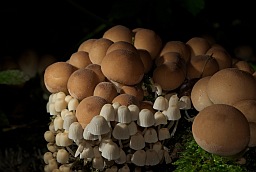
[190,76,213,111]
[134,28,162,59]
[248,122,256,147]
[205,46,232,70]
[106,41,138,55]
[76,96,107,128]
[140,101,156,113]
[86,63,106,82]
[137,49,153,74]
[186,54,219,80]
[112,94,140,107]
[232,60,255,74]
[88,38,113,65]
[68,51,92,68]
[93,81,118,103]
[44,62,77,94]
[232,99,256,123]
[67,68,100,101]
[153,61,186,91]
[159,41,191,63]
[192,104,250,156]
[120,85,144,102]
[207,68,256,105]
[101,49,144,85]
[103,25,133,44]
[186,37,211,57]
[77,39,97,52]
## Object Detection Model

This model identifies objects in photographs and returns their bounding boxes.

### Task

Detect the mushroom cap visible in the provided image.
[44,62,77,94]
[68,122,84,140]
[153,96,168,111]
[232,60,255,74]
[77,38,97,52]
[101,49,144,85]
[116,105,132,123]
[87,115,110,135]
[145,149,160,166]
[88,38,113,65]
[248,122,256,147]
[205,46,232,70]
[134,28,162,59]
[120,85,144,102]
[106,41,138,55]
[137,109,155,127]
[192,104,250,156]
[112,94,140,107]
[153,61,186,91]
[131,149,146,166]
[232,99,256,123]
[207,68,256,105]
[190,76,213,111]
[86,63,106,82]
[101,141,120,161]
[103,25,133,43]
[138,49,153,74]
[144,128,158,143]
[93,81,118,103]
[186,54,219,80]
[68,51,92,69]
[75,96,108,128]
[67,68,100,101]
[186,37,211,57]
[112,123,130,140]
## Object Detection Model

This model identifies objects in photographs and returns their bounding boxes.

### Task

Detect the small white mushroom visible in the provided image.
[53,115,64,131]
[44,152,53,164]
[80,143,94,159]
[158,128,171,141]
[131,149,146,166]
[112,123,130,148]
[92,156,105,171]
[68,98,79,111]
[163,105,181,121]
[55,98,68,113]
[55,132,73,147]
[63,113,77,131]
[145,149,160,166]
[128,104,140,121]
[68,122,84,141]
[115,148,126,164]
[56,148,69,164]
[144,128,158,144]
[137,109,155,128]
[83,124,99,141]
[101,141,120,161]
[129,132,145,150]
[128,121,137,136]
[88,115,110,141]
[44,130,55,143]
[47,143,57,153]
[168,94,179,107]
[116,105,132,123]
[100,103,116,122]
[153,96,168,111]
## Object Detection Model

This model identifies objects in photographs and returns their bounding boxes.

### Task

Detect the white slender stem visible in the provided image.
[171,120,179,137]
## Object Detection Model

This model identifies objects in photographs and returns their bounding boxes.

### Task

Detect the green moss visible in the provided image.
[172,132,247,172]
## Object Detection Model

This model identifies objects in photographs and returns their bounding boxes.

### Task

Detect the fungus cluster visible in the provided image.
[43,24,256,171]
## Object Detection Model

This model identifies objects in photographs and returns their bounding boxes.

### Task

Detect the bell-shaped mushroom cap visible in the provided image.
[54,98,68,113]
[92,156,105,171]
[128,121,137,135]
[86,63,106,82]
[168,94,179,107]
[68,122,84,141]
[131,149,146,166]
[67,68,100,101]
[207,68,256,105]
[44,131,55,143]
[145,149,160,166]
[159,40,191,63]
[119,164,130,172]
[77,38,97,52]
[153,96,168,111]
[68,98,79,112]
[158,128,171,141]
[191,76,213,111]
[76,96,107,128]
[115,148,127,164]
[134,28,162,59]
[154,111,167,126]
[192,104,250,156]
[248,122,256,147]
[128,104,140,121]
[88,38,113,65]
[163,106,181,120]
[56,149,69,164]
[137,109,155,127]
[94,82,118,103]
[55,132,73,147]
[186,37,211,57]
[129,132,145,150]
[101,141,120,161]
[115,105,132,123]
[83,124,99,141]
[103,25,133,43]
[112,94,140,107]
[53,115,64,131]
[99,103,116,122]
[101,49,144,85]
[112,123,130,140]
[179,95,192,110]
[44,62,77,94]
[80,144,94,159]
[88,115,110,135]
[153,61,186,91]
[63,114,77,131]
[232,99,256,123]
[144,128,158,143]
[68,51,92,69]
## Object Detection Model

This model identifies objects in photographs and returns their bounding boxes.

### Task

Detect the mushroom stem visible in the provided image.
[184,110,194,122]
[66,146,75,157]
[118,139,123,149]
[167,121,175,130]
[170,120,179,137]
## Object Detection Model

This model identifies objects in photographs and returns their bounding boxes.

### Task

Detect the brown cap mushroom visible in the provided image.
[44,62,77,94]
[120,85,144,102]
[192,104,250,156]
[106,41,138,55]
[67,68,100,101]
[232,99,256,123]
[103,25,133,43]
[86,63,106,82]
[93,81,118,103]
[101,49,144,85]
[232,60,255,74]
[112,93,140,107]
[68,51,92,69]
[207,68,256,105]
[77,38,97,52]
[75,96,108,128]
[186,37,211,58]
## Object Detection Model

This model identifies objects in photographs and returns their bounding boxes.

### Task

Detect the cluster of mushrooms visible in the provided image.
[43,25,256,171]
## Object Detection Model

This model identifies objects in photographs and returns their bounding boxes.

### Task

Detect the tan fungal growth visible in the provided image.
[103,25,133,43]
[68,51,92,69]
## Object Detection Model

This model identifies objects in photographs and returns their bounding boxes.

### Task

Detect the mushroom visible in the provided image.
[112,122,130,148]
[129,132,145,150]
[145,149,160,166]
[103,25,133,43]
[68,51,92,69]
[44,62,77,94]
[207,68,256,105]
[99,103,116,126]
[93,81,118,103]
[77,38,97,52]
[153,96,168,111]
[186,37,211,58]
[86,63,106,82]
[101,140,120,161]
[68,122,84,142]
[137,109,155,134]
[192,104,250,156]
[120,85,144,102]
[232,99,256,123]
[87,115,110,141]
[56,148,69,164]
[112,94,140,107]
[131,149,146,166]
[115,105,132,124]
[106,41,138,55]
[128,104,140,121]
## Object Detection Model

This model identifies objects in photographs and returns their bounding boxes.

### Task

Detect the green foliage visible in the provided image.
[172,133,246,172]
[0,70,29,85]
[181,0,205,16]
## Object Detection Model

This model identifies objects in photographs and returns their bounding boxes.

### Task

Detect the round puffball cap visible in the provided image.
[106,41,138,55]
[186,37,211,57]
[77,39,97,52]
[93,81,118,103]
[103,25,133,44]
[75,96,108,128]
[192,104,250,156]
[68,51,92,69]
[86,63,106,82]
[207,68,256,105]
[67,68,100,101]
[101,49,144,85]
[112,94,140,107]
[44,62,77,94]
[190,76,213,111]
[232,99,256,123]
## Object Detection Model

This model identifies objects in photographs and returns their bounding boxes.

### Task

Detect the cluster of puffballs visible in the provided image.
[42,24,256,171]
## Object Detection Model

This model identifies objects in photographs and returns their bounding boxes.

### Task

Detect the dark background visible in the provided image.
[0,0,256,171]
